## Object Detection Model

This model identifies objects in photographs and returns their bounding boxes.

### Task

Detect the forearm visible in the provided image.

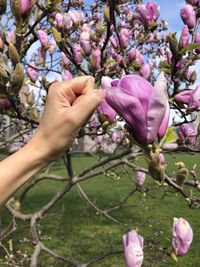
[0,139,48,207]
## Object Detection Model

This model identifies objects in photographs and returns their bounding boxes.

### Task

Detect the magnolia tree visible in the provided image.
[0,0,200,266]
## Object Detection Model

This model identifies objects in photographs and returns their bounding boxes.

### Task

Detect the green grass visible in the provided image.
[0,153,200,266]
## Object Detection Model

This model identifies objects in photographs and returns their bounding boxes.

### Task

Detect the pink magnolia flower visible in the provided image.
[179,25,190,48]
[26,64,39,83]
[178,123,197,145]
[174,86,200,111]
[180,4,196,29]
[105,73,170,144]
[135,171,146,187]
[134,2,160,28]
[123,230,144,267]
[37,30,48,47]
[172,218,193,256]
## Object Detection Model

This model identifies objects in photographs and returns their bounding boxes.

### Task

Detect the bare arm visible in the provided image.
[0,76,105,206]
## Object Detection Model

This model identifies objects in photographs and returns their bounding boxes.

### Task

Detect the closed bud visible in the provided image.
[176,168,188,186]
[11,0,32,23]
[52,27,62,43]
[104,7,110,22]
[148,154,165,182]
[8,43,20,66]
[11,63,24,88]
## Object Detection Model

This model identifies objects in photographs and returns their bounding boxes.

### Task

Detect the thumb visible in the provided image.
[70,89,106,125]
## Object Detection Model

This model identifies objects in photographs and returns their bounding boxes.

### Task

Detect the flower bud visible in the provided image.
[61,70,73,80]
[26,64,38,83]
[172,218,193,256]
[37,30,48,47]
[11,0,32,22]
[135,171,146,187]
[139,63,151,80]
[73,44,83,64]
[194,33,200,54]
[48,39,57,54]
[55,13,64,28]
[180,4,196,29]
[119,28,130,49]
[123,230,144,267]
[148,154,165,182]
[11,63,24,88]
[90,49,101,70]
[8,43,20,66]
[179,25,189,49]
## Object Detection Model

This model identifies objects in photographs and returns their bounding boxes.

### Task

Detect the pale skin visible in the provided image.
[0,76,105,207]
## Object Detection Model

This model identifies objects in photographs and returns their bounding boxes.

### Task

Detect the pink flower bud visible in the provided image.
[179,25,190,48]
[180,4,196,29]
[172,218,193,256]
[119,28,130,49]
[63,13,73,29]
[68,10,83,24]
[123,230,144,267]
[73,44,83,64]
[37,30,48,47]
[62,70,73,80]
[48,39,57,54]
[55,13,64,28]
[139,63,151,79]
[26,64,39,83]
[61,52,70,66]
[20,0,31,16]
[90,49,101,70]
[80,31,91,56]
[194,33,200,54]
[135,171,146,187]
[178,123,197,145]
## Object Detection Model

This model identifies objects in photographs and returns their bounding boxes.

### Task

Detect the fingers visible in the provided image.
[61,76,95,95]
[70,89,106,126]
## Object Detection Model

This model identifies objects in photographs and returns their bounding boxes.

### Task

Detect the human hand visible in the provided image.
[30,76,105,162]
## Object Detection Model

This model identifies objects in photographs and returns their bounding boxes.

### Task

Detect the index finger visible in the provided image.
[61,76,96,96]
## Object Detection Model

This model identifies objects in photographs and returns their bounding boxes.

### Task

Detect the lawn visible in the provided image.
[0,152,200,266]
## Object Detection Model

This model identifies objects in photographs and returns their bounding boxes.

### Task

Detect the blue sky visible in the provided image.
[156,0,185,32]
